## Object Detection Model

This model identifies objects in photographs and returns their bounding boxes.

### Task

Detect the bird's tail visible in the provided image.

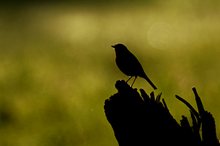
[143,74,157,90]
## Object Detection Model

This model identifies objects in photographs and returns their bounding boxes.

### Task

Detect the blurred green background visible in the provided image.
[0,0,220,145]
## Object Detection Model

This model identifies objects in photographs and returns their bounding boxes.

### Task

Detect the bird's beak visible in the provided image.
[111,45,115,48]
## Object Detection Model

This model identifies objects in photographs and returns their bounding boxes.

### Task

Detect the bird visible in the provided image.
[112,43,157,90]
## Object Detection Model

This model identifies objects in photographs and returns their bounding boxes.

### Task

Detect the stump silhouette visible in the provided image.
[104,80,219,146]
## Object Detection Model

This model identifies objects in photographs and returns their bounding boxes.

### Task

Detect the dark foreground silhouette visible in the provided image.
[104,80,219,146]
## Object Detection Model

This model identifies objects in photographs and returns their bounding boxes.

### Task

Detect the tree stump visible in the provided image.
[104,80,219,146]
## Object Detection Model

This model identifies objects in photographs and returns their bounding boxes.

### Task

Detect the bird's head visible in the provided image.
[111,43,128,56]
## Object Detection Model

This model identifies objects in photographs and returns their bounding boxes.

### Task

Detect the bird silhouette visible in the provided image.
[112,43,157,90]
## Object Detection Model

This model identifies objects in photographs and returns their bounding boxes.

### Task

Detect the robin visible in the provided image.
[112,43,157,89]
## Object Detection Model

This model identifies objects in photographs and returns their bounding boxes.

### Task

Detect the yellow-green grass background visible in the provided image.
[0,0,220,145]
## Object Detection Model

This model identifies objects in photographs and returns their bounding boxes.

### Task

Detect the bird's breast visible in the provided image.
[116,57,134,76]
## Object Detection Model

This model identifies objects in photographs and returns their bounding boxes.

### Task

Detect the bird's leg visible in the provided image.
[131,76,137,87]
[126,76,133,83]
